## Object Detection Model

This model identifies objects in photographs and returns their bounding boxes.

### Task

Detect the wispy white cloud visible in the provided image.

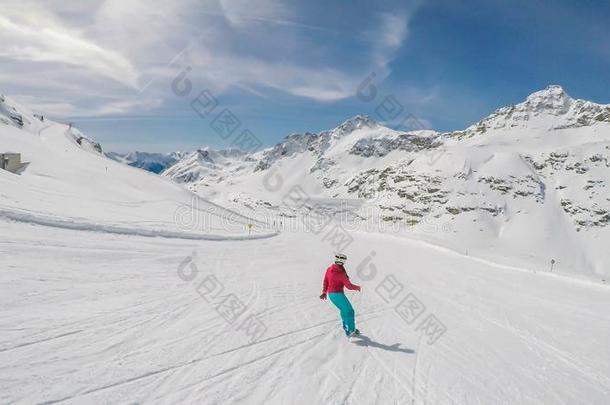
[90,98,164,116]
[175,8,414,102]
[374,13,410,71]
[0,0,419,117]
[0,6,138,87]
[217,0,330,32]
[13,94,162,117]
[218,0,287,27]
[348,11,412,90]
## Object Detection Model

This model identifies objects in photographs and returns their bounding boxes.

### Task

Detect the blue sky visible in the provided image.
[1,0,609,152]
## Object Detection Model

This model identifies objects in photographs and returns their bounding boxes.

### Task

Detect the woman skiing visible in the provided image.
[319,253,361,337]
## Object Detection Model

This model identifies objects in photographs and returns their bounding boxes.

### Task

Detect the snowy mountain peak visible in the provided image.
[523,85,573,115]
[331,115,377,136]
[194,148,216,163]
[193,147,248,163]
[161,147,251,184]
[456,84,610,136]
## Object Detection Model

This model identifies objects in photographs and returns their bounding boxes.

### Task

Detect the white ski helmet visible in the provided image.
[334,253,347,265]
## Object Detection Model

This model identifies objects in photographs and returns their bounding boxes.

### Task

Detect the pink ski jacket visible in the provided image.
[322,263,361,294]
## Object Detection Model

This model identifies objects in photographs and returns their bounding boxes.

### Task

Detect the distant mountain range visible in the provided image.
[102,85,610,277]
[105,151,186,174]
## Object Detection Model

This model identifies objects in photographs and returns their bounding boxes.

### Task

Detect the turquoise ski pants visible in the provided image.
[328,292,355,335]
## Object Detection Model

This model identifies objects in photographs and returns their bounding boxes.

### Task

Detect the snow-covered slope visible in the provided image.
[0,95,273,240]
[1,93,48,135]
[2,219,610,404]
[166,86,610,279]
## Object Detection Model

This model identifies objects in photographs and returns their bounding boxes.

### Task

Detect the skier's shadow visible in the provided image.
[352,335,414,354]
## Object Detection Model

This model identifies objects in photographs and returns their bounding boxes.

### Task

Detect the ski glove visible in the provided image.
[319,293,327,300]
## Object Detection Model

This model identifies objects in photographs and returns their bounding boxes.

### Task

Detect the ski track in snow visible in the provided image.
[0,208,277,241]
[2,221,610,404]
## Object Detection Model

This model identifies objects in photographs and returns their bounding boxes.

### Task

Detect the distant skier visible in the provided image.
[319,253,361,337]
